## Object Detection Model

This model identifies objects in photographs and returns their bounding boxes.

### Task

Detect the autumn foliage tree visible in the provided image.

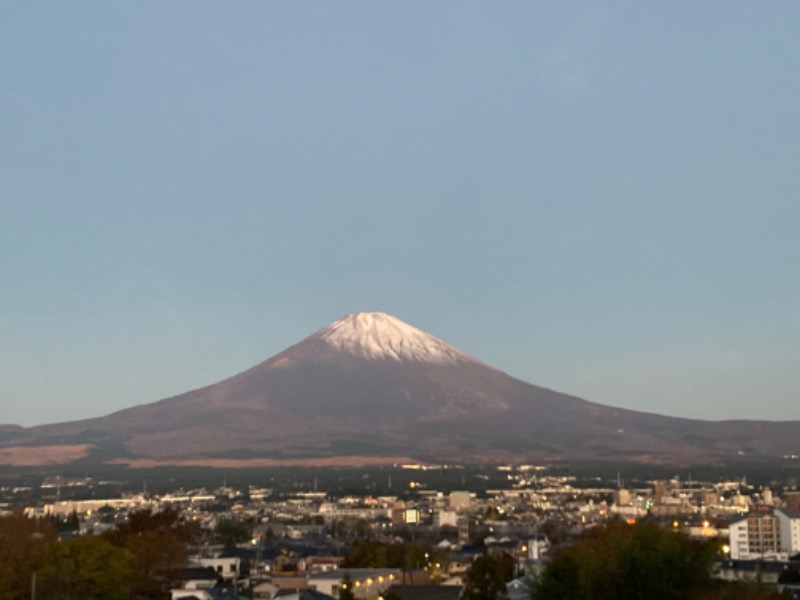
[104,507,200,600]
[0,513,56,600]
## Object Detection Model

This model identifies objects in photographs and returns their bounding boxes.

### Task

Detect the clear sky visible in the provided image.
[2,3,799,426]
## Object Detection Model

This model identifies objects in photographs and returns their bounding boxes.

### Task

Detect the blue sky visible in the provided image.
[2,3,799,426]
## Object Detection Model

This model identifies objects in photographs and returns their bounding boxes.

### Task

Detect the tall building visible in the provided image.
[653,481,669,504]
[615,489,631,506]
[728,507,800,561]
[457,516,470,545]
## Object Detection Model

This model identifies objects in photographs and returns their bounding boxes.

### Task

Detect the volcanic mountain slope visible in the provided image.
[4,312,800,465]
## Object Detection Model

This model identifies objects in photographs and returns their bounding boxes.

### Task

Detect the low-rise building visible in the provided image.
[308,568,402,600]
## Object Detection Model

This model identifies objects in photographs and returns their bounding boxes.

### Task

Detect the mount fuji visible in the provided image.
[2,312,798,466]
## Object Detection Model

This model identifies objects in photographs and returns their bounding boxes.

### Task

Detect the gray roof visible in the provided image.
[386,585,462,600]
[506,578,531,600]
[776,507,800,519]
[276,590,336,600]
[308,568,401,581]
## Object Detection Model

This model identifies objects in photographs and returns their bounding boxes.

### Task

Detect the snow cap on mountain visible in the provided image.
[314,312,472,365]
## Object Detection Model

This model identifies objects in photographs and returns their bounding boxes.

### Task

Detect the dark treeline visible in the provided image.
[2,461,800,506]
[0,508,198,600]
[531,520,793,600]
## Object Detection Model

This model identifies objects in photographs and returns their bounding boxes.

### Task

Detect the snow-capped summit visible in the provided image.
[9,311,800,467]
[312,312,472,365]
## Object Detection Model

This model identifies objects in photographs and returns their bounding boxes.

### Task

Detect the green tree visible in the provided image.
[214,516,253,548]
[346,540,436,571]
[45,510,80,533]
[532,520,715,600]
[340,572,356,600]
[402,544,429,571]
[0,513,56,600]
[693,579,795,599]
[462,553,511,600]
[346,539,377,567]
[38,535,132,600]
[531,552,580,600]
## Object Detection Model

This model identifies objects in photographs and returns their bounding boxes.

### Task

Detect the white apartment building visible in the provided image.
[729,508,800,561]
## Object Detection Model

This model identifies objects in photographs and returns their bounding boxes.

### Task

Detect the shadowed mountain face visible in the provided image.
[3,312,799,465]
